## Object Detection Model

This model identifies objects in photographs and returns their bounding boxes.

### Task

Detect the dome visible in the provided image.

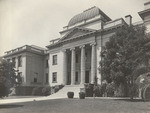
[68,6,111,26]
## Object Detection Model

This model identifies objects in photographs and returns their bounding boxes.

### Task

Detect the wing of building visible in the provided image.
[3,3,150,94]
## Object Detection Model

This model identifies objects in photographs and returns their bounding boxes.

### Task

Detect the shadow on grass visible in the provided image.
[0,104,24,109]
[114,99,150,102]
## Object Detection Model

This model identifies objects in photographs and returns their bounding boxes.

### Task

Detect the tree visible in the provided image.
[0,58,21,98]
[99,25,150,99]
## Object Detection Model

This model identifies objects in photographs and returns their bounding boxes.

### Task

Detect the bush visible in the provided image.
[106,83,115,97]
[93,85,103,97]
[84,83,94,97]
[67,92,74,98]
[0,85,10,98]
[79,92,85,99]
[15,86,35,96]
[42,86,51,96]
[32,87,43,96]
[51,85,64,94]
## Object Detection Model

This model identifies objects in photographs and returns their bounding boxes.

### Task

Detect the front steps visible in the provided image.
[49,85,84,98]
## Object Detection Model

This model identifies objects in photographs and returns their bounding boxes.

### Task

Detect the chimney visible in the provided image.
[125,15,132,26]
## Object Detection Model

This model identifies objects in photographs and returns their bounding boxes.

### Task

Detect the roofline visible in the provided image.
[138,8,150,20]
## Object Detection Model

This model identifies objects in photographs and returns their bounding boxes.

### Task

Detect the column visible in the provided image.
[80,45,85,84]
[90,43,96,84]
[62,50,67,85]
[71,48,76,85]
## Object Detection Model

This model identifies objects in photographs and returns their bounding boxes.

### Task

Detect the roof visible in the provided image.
[138,8,150,20]
[68,6,111,27]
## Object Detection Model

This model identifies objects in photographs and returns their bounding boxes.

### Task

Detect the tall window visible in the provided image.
[52,72,57,83]
[75,72,78,82]
[76,54,79,63]
[7,59,10,62]
[12,57,16,67]
[46,73,49,83]
[46,59,49,68]
[18,56,22,67]
[34,73,38,83]
[18,72,22,84]
[52,55,57,65]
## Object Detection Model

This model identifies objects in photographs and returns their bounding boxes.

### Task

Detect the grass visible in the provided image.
[0,98,150,113]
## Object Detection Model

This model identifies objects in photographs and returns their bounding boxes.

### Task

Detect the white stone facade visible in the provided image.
[3,4,150,87]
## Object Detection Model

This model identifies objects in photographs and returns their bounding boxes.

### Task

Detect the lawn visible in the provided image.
[0,98,150,113]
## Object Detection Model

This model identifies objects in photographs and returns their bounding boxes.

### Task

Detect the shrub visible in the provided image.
[15,86,35,96]
[67,92,74,98]
[42,86,51,96]
[93,85,103,97]
[79,92,85,99]
[84,83,94,97]
[32,87,43,96]
[106,83,115,97]
[51,85,64,94]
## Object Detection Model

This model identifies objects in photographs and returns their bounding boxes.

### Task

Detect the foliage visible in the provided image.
[42,86,51,96]
[79,92,85,99]
[67,92,74,98]
[100,25,150,87]
[0,58,21,98]
[93,85,103,97]
[32,86,43,96]
[84,83,94,97]
[106,82,115,97]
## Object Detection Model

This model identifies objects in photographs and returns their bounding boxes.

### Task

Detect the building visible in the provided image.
[138,1,150,33]
[3,2,150,88]
[4,45,49,86]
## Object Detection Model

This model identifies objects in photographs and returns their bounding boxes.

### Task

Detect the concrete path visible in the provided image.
[0,95,135,105]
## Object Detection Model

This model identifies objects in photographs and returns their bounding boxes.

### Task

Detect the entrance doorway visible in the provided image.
[85,71,89,83]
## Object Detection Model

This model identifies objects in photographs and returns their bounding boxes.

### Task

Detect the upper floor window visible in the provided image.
[52,55,57,65]
[18,56,22,67]
[7,59,10,63]
[52,72,57,83]
[76,54,79,63]
[12,57,16,67]
[46,59,49,68]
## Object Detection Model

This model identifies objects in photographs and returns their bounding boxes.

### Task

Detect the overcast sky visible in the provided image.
[0,0,148,55]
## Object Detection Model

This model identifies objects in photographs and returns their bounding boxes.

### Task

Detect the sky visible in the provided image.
[0,0,148,55]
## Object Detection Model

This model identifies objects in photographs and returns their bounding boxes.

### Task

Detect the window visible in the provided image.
[12,57,16,67]
[85,52,88,62]
[46,73,49,83]
[7,59,10,62]
[52,55,57,65]
[34,78,37,83]
[34,72,38,83]
[18,56,22,67]
[46,59,49,68]
[18,72,22,83]
[52,72,57,83]
[76,54,78,63]
[75,72,78,82]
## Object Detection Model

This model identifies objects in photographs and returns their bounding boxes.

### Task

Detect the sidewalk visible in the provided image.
[0,95,136,105]
[0,95,66,105]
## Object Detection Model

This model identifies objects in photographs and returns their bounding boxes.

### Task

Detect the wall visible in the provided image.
[26,52,44,86]
[49,49,64,86]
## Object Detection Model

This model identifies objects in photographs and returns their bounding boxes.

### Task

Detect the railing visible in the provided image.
[5,45,45,55]
[103,18,125,29]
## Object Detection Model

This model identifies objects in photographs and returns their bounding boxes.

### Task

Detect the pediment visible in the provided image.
[59,27,96,42]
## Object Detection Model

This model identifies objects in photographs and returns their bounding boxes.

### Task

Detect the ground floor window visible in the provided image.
[34,72,38,83]
[52,72,57,83]
[75,72,78,82]
[46,73,49,83]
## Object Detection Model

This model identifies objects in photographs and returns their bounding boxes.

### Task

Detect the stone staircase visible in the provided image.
[49,85,84,98]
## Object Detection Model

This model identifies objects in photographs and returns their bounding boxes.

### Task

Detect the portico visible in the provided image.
[62,43,96,85]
